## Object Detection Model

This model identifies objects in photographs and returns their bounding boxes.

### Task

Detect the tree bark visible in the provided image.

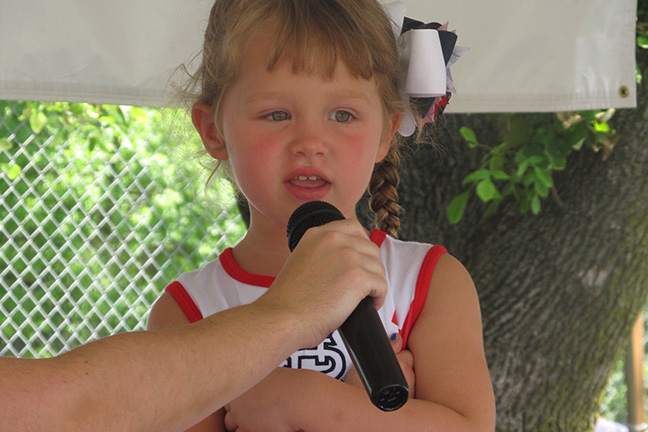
[398,17,648,431]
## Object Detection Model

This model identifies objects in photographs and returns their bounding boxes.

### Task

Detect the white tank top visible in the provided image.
[164,229,446,380]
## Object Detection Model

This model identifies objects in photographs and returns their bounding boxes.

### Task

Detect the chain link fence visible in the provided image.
[0,100,245,358]
[0,100,642,426]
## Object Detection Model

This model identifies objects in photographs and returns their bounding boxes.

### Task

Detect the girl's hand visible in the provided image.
[344,333,416,397]
[223,368,311,432]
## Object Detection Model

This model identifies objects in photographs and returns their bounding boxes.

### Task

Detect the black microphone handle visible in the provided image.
[338,296,409,411]
[285,201,409,411]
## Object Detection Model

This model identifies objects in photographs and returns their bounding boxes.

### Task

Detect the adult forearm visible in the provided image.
[0,302,302,432]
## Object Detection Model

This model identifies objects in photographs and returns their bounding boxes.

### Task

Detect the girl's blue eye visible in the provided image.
[268,111,290,121]
[330,111,353,123]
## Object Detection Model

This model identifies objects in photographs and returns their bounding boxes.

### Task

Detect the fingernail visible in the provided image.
[390,333,399,341]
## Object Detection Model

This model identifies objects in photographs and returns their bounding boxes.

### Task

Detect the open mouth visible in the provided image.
[285,173,331,200]
[289,175,329,188]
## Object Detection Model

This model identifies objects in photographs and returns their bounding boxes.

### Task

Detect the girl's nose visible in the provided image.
[289,120,329,158]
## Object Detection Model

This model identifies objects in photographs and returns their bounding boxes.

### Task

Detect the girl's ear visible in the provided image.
[376,113,403,163]
[191,102,228,160]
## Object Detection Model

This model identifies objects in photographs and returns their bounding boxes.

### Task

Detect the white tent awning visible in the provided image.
[0,0,637,112]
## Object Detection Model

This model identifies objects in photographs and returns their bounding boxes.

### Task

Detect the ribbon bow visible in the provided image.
[383,1,468,136]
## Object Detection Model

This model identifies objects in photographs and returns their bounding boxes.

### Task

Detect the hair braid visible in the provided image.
[369,146,401,238]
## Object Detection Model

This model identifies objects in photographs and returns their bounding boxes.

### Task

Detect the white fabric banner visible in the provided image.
[0,0,637,112]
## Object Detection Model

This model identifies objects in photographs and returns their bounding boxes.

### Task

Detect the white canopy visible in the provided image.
[0,0,637,112]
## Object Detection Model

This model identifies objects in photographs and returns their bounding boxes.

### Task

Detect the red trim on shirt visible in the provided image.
[399,245,448,348]
[391,311,399,326]
[369,229,387,247]
[218,232,387,288]
[219,248,275,288]
[167,232,433,331]
[165,281,204,323]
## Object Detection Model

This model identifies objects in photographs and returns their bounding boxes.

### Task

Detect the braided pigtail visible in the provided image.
[369,145,401,238]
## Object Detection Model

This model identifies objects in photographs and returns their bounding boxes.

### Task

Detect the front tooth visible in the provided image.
[308,176,318,180]
[297,175,308,180]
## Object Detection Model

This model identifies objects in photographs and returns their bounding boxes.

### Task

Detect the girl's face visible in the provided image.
[195,32,400,232]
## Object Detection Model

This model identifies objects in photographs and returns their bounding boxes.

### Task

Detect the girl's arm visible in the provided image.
[147,292,227,432]
[225,253,496,432]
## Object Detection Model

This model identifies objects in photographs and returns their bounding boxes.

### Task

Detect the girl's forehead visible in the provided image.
[224,41,380,111]
[238,35,374,91]
[240,25,372,83]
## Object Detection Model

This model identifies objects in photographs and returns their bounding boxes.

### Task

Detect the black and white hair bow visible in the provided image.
[383,1,468,136]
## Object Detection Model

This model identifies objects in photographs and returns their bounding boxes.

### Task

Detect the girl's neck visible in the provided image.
[231,220,292,278]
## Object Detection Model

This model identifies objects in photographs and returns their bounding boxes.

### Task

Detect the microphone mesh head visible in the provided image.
[286,201,345,252]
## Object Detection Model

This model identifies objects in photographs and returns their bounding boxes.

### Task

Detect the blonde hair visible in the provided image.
[186,0,407,237]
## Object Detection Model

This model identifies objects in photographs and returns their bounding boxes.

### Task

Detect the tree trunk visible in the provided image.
[398,16,648,432]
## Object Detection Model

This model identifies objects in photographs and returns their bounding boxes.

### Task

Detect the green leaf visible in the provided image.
[0,139,12,150]
[638,34,648,49]
[67,103,82,115]
[535,180,550,198]
[580,110,597,122]
[118,105,132,124]
[476,178,500,202]
[459,126,477,143]
[460,126,479,148]
[89,136,99,151]
[546,153,567,171]
[1,163,22,180]
[97,138,114,153]
[463,169,491,185]
[491,169,510,180]
[446,191,469,224]
[523,171,537,187]
[488,152,505,171]
[527,155,546,166]
[531,195,541,214]
[29,110,48,134]
[516,159,530,178]
[594,121,610,133]
[533,166,554,188]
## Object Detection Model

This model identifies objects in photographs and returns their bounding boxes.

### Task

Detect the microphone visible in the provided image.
[286,201,409,411]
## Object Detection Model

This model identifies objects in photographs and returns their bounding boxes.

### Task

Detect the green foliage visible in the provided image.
[446,111,617,224]
[599,356,629,424]
[0,101,246,357]
[636,9,647,83]
[639,26,648,50]
[448,13,647,225]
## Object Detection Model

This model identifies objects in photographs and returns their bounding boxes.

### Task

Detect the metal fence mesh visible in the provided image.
[0,100,245,358]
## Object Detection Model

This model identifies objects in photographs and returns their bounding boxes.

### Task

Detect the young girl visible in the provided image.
[148,0,495,431]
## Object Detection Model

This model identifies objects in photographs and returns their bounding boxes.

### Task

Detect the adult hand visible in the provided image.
[257,219,387,349]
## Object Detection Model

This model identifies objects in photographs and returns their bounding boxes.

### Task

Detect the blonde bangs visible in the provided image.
[266,6,373,81]
[197,0,402,117]
[264,0,402,116]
